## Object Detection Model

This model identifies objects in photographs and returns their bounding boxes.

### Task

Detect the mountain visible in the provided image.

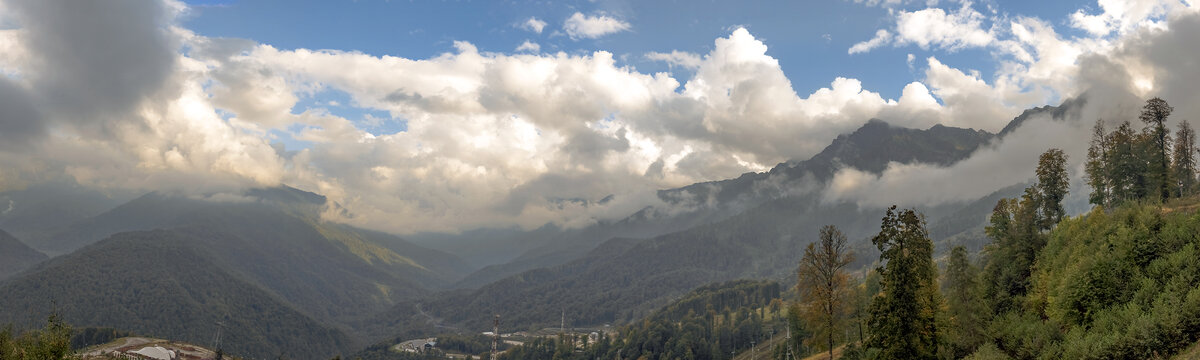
[0,180,130,245]
[454,118,998,289]
[0,229,353,359]
[15,186,470,327]
[0,228,47,279]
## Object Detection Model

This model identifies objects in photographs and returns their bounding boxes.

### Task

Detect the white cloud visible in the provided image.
[4,0,1200,235]
[521,17,547,34]
[645,50,702,69]
[849,29,892,54]
[563,12,630,40]
[850,2,994,54]
[515,40,540,52]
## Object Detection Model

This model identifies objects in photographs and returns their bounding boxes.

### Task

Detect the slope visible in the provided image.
[0,228,47,279]
[23,186,469,326]
[0,229,353,360]
[456,119,998,289]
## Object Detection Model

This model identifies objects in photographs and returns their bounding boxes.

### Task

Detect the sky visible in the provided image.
[0,0,1198,235]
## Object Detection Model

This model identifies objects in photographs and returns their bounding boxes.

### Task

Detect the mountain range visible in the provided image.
[0,98,1084,359]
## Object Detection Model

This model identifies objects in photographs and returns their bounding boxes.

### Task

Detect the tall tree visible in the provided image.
[1108,121,1145,203]
[1035,149,1069,230]
[1139,97,1174,202]
[1085,119,1110,208]
[943,246,987,358]
[797,225,855,360]
[866,206,941,360]
[1173,120,1197,197]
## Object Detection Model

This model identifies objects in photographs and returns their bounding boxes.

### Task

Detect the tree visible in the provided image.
[865,206,941,360]
[1139,97,1174,202]
[1085,119,1110,208]
[1107,121,1145,203]
[943,246,987,358]
[1035,149,1069,230]
[1172,120,1197,197]
[797,225,855,360]
[0,312,75,360]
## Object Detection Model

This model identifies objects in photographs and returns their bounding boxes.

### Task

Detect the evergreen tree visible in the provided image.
[1035,149,1069,230]
[1085,119,1110,208]
[865,206,941,360]
[797,225,854,360]
[1139,97,1174,202]
[943,246,987,358]
[1172,120,1197,197]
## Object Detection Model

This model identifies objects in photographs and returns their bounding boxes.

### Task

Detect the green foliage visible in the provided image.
[494,280,783,360]
[1035,149,1069,230]
[963,342,1012,360]
[1139,97,1175,202]
[0,313,75,360]
[943,246,988,358]
[865,206,941,360]
[797,225,854,358]
[69,327,132,350]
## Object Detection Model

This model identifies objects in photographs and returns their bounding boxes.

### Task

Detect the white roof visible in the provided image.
[131,346,175,360]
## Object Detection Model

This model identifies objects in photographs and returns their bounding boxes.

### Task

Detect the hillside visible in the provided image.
[988,200,1200,358]
[456,118,1002,289]
[0,230,353,360]
[0,228,47,279]
[4,186,470,334]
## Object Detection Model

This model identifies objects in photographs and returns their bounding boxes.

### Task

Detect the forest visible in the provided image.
[490,97,1200,359]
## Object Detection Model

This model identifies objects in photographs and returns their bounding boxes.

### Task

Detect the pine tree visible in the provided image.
[1085,119,1110,208]
[797,225,855,360]
[1139,97,1174,202]
[1172,121,1197,197]
[865,206,940,360]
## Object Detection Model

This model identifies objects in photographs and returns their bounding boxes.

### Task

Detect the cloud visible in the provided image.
[516,40,540,52]
[563,12,631,40]
[644,50,701,69]
[521,17,547,34]
[3,0,1200,235]
[850,2,994,54]
[1070,0,1180,36]
[849,29,892,54]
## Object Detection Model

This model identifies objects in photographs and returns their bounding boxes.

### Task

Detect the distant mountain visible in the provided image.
[455,118,998,289]
[0,180,130,245]
[0,229,353,360]
[0,228,46,279]
[16,186,470,326]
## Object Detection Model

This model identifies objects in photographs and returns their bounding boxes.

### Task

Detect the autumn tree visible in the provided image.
[1035,149,1069,230]
[1139,97,1174,202]
[1085,119,1110,208]
[1172,120,1197,197]
[865,206,941,360]
[797,225,855,360]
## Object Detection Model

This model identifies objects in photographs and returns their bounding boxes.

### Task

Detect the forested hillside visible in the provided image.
[0,228,46,279]
[0,230,354,359]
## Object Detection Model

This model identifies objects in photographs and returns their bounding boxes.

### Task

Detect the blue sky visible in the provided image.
[182,0,1088,106]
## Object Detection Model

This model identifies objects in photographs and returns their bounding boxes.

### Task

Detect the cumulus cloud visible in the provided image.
[2,0,1199,235]
[850,1,994,54]
[521,17,547,34]
[563,12,631,40]
[826,2,1200,210]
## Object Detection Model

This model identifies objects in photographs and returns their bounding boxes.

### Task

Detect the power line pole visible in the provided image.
[491,314,499,360]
